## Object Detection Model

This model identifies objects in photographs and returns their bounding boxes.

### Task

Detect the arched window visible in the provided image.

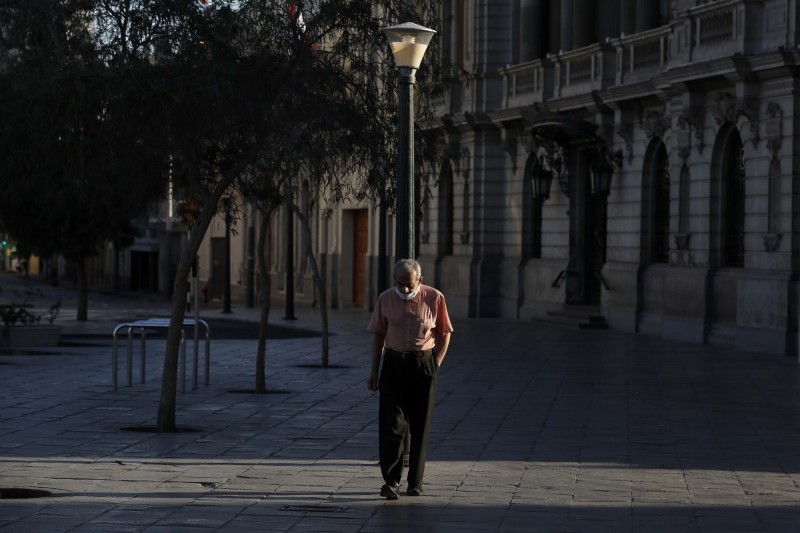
[642,139,670,263]
[651,142,670,263]
[721,130,745,267]
[710,124,747,267]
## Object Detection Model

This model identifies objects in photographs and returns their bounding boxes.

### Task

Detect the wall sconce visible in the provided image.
[532,165,554,201]
[590,162,614,196]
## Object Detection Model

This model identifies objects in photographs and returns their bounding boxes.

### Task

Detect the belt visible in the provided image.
[385,348,433,358]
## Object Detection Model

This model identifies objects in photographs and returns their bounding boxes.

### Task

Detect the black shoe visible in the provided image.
[380,484,399,500]
[406,486,423,496]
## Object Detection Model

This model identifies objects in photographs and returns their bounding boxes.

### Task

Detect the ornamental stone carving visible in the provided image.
[677,105,705,154]
[641,110,669,140]
[616,121,634,164]
[713,92,759,146]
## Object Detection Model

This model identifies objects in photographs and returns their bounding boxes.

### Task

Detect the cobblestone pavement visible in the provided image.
[1,272,799,532]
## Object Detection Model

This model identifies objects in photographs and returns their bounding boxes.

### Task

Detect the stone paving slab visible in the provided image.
[1,273,800,531]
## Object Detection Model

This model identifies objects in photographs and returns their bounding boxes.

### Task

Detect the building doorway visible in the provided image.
[211,237,225,300]
[130,251,158,291]
[566,146,607,307]
[352,209,368,307]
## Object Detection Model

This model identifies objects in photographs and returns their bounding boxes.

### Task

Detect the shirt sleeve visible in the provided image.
[436,294,454,335]
[367,295,387,334]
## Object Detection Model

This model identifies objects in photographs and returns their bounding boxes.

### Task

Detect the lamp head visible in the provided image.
[532,166,553,201]
[382,22,436,69]
[591,162,614,196]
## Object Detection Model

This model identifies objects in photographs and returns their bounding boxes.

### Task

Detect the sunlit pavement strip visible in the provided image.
[1,286,800,531]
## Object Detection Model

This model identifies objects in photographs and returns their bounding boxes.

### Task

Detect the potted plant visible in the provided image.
[0,286,62,348]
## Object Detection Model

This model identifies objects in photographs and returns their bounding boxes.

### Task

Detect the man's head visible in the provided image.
[394,259,423,295]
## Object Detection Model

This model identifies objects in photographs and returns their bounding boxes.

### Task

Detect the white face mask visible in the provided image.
[394,287,417,300]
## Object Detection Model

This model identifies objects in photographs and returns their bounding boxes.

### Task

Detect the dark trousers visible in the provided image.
[378,350,438,489]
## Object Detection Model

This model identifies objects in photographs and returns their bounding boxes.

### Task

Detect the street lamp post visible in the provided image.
[383,22,436,261]
[222,195,232,314]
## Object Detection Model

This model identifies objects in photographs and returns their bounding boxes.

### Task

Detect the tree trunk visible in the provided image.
[157,177,236,432]
[290,204,329,368]
[156,246,191,432]
[75,258,88,321]
[255,205,275,394]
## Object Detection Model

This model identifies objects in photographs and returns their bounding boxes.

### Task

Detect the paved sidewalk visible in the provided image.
[1,273,800,532]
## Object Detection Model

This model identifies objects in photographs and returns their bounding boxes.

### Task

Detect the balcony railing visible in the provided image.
[615,26,670,85]
[553,43,616,98]
[502,59,552,108]
[497,0,789,106]
[671,0,777,63]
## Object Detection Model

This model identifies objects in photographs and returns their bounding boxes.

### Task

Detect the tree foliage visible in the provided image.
[0,0,451,429]
[0,0,170,318]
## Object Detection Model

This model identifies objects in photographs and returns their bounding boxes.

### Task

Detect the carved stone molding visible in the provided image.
[532,135,569,197]
[501,122,526,173]
[641,109,669,140]
[449,145,471,181]
[677,146,691,165]
[713,92,759,146]
[674,233,691,251]
[762,233,782,253]
[441,129,464,172]
[677,106,705,154]
[765,102,783,159]
[713,92,739,124]
[739,98,759,147]
[616,121,634,164]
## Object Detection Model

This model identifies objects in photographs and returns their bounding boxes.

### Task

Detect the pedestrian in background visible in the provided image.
[367,258,453,499]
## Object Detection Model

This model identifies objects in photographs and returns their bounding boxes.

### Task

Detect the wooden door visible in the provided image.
[353,209,368,307]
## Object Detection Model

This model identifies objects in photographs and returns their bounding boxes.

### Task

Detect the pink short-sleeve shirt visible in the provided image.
[367,284,454,352]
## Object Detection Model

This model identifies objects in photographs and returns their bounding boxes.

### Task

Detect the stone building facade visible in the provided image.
[107,0,798,358]
[406,0,800,356]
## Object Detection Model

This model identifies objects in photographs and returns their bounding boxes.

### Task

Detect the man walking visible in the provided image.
[367,259,453,499]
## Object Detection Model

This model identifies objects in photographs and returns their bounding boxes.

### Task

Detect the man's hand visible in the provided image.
[368,333,385,392]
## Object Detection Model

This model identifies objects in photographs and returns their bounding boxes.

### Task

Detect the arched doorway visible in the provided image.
[707,123,746,340]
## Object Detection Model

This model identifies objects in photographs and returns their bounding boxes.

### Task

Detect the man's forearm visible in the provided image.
[436,333,451,366]
[371,334,385,372]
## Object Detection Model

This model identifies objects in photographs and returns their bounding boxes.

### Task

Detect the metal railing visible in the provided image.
[112,317,211,393]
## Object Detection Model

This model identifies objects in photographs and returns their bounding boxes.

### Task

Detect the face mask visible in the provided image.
[395,287,417,300]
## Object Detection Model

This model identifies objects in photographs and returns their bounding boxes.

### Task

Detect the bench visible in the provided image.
[112,317,211,392]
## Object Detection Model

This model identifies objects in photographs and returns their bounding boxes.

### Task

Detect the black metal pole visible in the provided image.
[113,241,120,292]
[222,205,232,314]
[378,188,388,292]
[395,67,416,261]
[284,195,297,320]
[246,204,255,308]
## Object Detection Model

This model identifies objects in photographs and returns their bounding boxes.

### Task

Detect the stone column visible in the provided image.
[560,0,573,52]
[598,0,620,41]
[519,0,546,61]
[620,0,636,35]
[572,0,596,48]
[635,0,660,32]
[547,0,561,55]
